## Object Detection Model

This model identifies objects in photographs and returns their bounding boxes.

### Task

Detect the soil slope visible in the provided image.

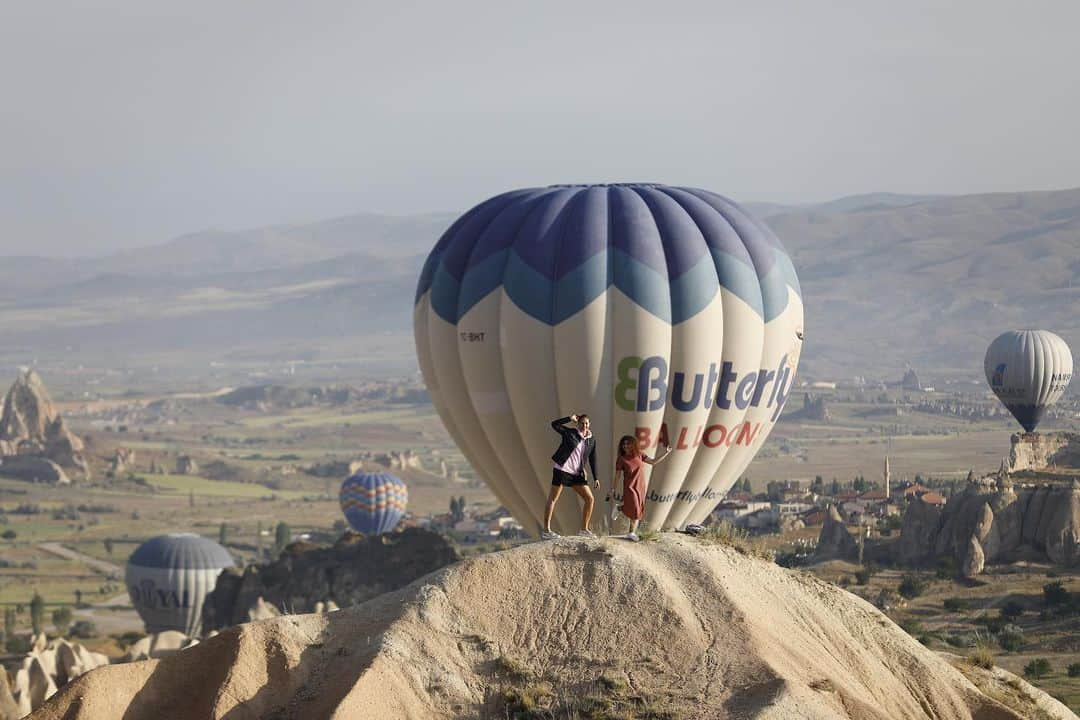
[30,535,1076,720]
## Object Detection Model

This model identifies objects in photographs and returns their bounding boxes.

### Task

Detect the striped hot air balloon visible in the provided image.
[413,184,803,535]
[984,330,1073,433]
[339,472,408,535]
[125,533,234,637]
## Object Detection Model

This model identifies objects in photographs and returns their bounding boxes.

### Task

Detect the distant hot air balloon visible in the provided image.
[126,533,233,636]
[339,472,408,534]
[984,330,1073,433]
[413,184,803,535]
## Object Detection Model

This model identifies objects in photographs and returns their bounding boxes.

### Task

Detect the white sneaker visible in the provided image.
[540,530,560,540]
[578,529,597,539]
[627,532,640,542]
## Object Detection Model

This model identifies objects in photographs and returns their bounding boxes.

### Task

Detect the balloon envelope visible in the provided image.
[125,533,234,637]
[413,184,803,534]
[340,472,408,534]
[984,329,1073,432]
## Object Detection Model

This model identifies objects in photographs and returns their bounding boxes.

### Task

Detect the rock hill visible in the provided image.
[30,536,1074,720]
[202,528,460,631]
[0,370,87,481]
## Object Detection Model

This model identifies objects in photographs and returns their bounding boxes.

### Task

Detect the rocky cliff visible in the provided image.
[202,528,460,631]
[0,371,87,479]
[898,471,1080,571]
[1008,432,1080,473]
[30,536,1075,720]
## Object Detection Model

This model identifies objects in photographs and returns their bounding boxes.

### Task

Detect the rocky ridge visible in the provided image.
[202,528,460,631]
[30,535,1075,720]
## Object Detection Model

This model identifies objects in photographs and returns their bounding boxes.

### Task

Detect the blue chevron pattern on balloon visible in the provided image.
[339,472,408,535]
[417,184,800,326]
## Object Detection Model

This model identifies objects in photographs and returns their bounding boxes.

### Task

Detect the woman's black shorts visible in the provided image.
[552,468,587,487]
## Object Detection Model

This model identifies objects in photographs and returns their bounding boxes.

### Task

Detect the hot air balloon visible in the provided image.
[413,184,803,535]
[984,330,1073,433]
[339,472,408,534]
[125,533,234,636]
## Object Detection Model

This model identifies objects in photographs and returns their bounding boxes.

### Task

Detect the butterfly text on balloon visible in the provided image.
[614,354,795,421]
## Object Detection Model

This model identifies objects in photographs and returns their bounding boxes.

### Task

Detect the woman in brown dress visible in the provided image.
[612,435,671,541]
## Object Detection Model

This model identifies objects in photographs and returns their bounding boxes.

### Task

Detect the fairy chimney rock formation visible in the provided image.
[0,370,88,479]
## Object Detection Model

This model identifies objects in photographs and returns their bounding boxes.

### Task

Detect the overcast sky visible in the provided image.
[2,1,1079,256]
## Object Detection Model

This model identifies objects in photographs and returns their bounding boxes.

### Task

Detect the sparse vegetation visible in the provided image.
[698,522,774,561]
[898,574,927,600]
[968,646,994,670]
[1023,658,1052,680]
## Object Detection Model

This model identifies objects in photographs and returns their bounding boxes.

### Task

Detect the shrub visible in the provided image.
[855,568,874,585]
[51,607,73,635]
[898,574,926,599]
[946,633,976,648]
[1023,658,1051,680]
[1000,601,1024,620]
[1,529,15,540]
[1043,582,1069,607]
[943,597,968,612]
[1066,663,1080,678]
[898,618,923,635]
[935,556,957,579]
[997,629,1024,652]
[4,635,31,654]
[968,647,994,669]
[69,620,98,639]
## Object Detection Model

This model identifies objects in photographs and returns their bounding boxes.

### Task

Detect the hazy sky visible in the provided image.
[2,1,1079,256]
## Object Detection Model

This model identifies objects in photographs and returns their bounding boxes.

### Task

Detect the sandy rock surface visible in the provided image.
[30,535,1078,719]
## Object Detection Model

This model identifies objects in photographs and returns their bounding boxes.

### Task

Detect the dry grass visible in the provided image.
[697,521,775,561]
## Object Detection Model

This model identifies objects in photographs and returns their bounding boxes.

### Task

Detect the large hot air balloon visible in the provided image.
[413,184,803,535]
[125,533,234,636]
[984,330,1073,433]
[339,472,408,534]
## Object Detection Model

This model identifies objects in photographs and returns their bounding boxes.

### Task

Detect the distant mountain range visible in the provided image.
[1,190,1077,383]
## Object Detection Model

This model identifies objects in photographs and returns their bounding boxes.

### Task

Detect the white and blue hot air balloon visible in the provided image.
[413,184,803,535]
[339,472,408,535]
[125,533,234,637]
[985,330,1073,433]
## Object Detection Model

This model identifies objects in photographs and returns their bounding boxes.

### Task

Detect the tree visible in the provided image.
[272,521,291,557]
[1,529,15,540]
[830,478,841,495]
[218,522,228,546]
[30,592,44,635]
[4,607,15,641]
[256,521,264,559]
[52,607,73,635]
[74,589,83,606]
[1023,658,1052,680]
[189,490,195,508]
[458,496,467,516]
[104,538,114,555]
[742,477,752,493]
[1067,663,1080,678]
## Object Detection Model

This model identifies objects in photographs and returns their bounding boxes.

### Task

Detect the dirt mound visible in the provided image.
[30,535,1075,720]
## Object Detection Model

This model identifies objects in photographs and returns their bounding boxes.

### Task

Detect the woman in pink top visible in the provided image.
[612,435,671,541]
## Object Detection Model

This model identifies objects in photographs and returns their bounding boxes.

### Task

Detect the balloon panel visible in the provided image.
[415,185,803,535]
[125,533,233,637]
[984,330,1073,433]
[340,472,408,535]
